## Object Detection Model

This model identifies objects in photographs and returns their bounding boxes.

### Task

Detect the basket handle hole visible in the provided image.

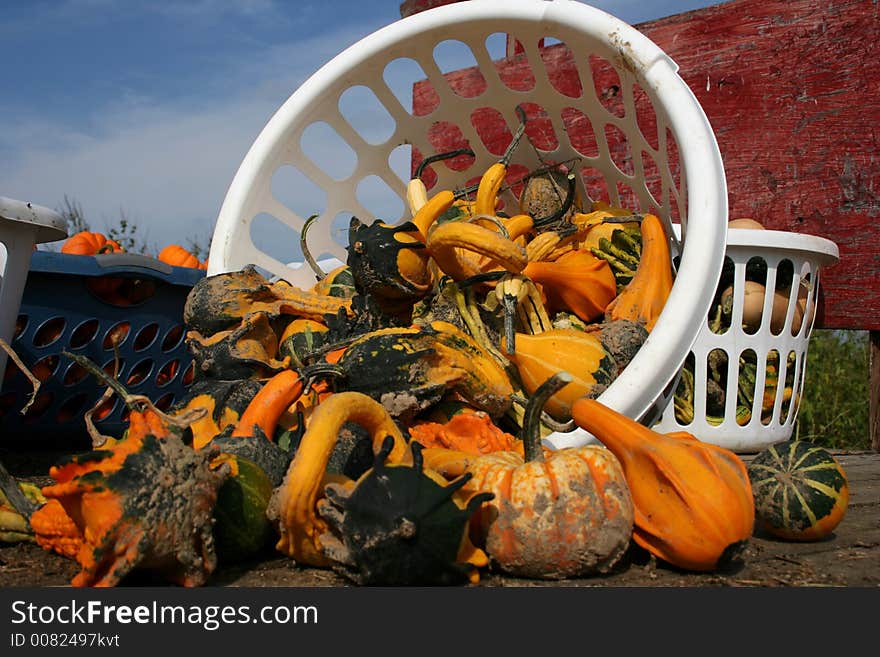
[156,360,180,388]
[339,85,396,145]
[56,393,89,424]
[589,54,624,118]
[134,323,160,352]
[33,317,66,348]
[70,319,100,349]
[487,32,536,92]
[161,325,185,353]
[103,322,130,350]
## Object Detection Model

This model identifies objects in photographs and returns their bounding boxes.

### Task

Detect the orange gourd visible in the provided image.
[501,328,616,421]
[231,369,304,440]
[604,213,673,331]
[570,398,754,572]
[408,410,522,456]
[158,244,201,269]
[29,498,83,560]
[61,231,123,255]
[38,422,230,587]
[523,248,617,322]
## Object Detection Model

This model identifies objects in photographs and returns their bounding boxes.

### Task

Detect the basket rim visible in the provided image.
[672,224,839,265]
[724,228,840,264]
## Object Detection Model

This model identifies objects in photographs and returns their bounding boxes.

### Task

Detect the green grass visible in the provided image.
[794,329,870,450]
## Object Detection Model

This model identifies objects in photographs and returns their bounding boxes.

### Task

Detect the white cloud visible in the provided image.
[1,101,267,247]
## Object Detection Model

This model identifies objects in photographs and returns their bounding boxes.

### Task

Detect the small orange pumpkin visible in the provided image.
[420,373,634,580]
[61,231,123,255]
[158,244,202,269]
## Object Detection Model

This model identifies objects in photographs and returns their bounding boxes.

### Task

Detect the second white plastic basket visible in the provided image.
[208,0,729,449]
[654,227,839,452]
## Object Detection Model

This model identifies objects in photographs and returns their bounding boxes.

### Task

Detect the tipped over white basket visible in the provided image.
[208,0,729,449]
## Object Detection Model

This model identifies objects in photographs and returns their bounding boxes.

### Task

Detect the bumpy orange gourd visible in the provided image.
[158,244,202,269]
[571,398,754,572]
[30,499,83,560]
[61,231,123,255]
[408,410,522,457]
[604,213,673,331]
[523,249,617,322]
[38,421,230,587]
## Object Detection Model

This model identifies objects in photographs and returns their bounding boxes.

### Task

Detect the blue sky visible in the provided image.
[1,0,722,259]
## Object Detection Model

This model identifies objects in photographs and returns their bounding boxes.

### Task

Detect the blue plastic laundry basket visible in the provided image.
[0,251,204,448]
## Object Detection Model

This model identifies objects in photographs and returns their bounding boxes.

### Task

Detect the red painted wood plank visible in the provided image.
[401,0,879,331]
[636,0,879,331]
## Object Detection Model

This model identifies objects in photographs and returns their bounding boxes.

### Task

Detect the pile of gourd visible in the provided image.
[0,136,848,588]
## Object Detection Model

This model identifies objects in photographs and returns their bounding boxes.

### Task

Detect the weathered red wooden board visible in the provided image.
[401,0,880,331]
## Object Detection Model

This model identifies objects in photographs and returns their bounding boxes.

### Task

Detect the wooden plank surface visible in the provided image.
[4,448,875,587]
[402,0,880,332]
[217,449,880,587]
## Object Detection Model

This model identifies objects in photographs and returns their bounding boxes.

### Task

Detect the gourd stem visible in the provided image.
[300,214,326,280]
[415,148,474,180]
[446,284,508,368]
[468,214,509,239]
[302,362,345,386]
[0,337,40,414]
[501,294,518,355]
[454,270,506,289]
[500,105,528,167]
[63,351,131,404]
[510,395,576,432]
[0,458,37,520]
[451,157,581,202]
[522,372,573,463]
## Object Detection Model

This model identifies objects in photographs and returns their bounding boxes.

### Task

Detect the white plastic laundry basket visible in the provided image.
[654,227,839,452]
[208,0,728,449]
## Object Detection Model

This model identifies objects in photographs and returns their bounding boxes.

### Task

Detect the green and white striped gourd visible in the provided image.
[747,440,848,541]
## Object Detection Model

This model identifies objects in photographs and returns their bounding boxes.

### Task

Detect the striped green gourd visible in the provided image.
[747,440,849,541]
